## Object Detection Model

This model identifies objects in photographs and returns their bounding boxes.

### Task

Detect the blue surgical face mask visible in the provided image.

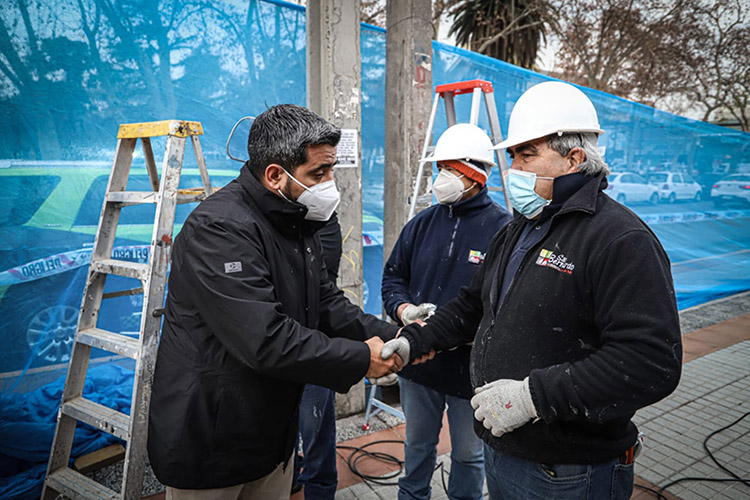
[506,169,554,219]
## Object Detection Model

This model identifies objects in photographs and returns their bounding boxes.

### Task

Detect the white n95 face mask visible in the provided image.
[280,168,341,221]
[433,170,471,205]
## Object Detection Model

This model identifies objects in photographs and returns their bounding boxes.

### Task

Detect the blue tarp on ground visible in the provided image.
[0,0,748,496]
[0,365,131,499]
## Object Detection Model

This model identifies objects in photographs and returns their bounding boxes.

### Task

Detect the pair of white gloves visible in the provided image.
[367,303,437,386]
[380,325,538,438]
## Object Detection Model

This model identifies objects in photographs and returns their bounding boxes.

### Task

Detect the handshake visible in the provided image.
[365,329,435,383]
[365,302,437,382]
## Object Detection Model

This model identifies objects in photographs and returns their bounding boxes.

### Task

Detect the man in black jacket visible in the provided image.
[148,104,401,500]
[382,81,682,499]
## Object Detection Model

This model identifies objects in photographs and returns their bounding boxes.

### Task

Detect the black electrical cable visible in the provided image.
[337,439,452,494]
[633,411,750,499]
[336,440,404,486]
[340,413,748,497]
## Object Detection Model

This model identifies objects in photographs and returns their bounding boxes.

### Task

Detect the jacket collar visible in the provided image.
[556,171,607,217]
[441,186,494,216]
[238,163,328,237]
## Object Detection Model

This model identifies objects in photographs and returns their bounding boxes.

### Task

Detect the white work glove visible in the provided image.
[380,337,410,365]
[471,377,538,438]
[400,303,436,325]
[368,373,399,386]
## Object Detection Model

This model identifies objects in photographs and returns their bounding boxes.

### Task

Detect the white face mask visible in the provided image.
[433,169,472,205]
[279,168,340,221]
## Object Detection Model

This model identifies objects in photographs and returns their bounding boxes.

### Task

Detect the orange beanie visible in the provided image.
[441,159,489,186]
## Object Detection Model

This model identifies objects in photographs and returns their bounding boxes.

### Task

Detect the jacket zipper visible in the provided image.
[480,215,558,384]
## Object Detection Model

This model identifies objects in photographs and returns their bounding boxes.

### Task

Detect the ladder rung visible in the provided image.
[78,328,139,359]
[91,259,149,281]
[107,191,158,204]
[47,466,120,500]
[177,192,207,204]
[102,286,143,300]
[62,397,131,441]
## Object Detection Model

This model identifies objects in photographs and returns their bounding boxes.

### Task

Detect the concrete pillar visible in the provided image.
[307,0,365,417]
[383,0,433,263]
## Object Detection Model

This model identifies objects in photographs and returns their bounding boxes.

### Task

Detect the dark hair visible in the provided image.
[246,104,341,180]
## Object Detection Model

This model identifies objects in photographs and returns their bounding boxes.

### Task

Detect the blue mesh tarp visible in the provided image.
[0,0,748,495]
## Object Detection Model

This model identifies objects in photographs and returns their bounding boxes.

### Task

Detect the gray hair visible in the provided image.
[246,104,341,180]
[547,132,610,176]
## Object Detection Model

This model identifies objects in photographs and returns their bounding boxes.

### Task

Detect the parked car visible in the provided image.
[710,174,750,206]
[647,172,702,203]
[606,172,659,205]
[0,162,237,373]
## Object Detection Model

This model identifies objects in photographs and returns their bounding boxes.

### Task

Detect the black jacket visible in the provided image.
[381,188,511,398]
[401,173,682,464]
[148,165,397,488]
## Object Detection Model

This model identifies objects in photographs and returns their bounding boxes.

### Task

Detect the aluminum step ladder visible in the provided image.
[41,120,213,500]
[409,79,512,219]
[362,377,404,431]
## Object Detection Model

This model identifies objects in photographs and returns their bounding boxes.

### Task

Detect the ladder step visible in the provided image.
[106,191,158,204]
[106,190,209,206]
[78,328,139,359]
[177,192,207,204]
[62,397,131,441]
[46,466,120,500]
[91,259,149,281]
[435,79,493,95]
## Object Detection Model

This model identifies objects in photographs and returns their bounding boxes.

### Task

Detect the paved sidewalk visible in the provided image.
[321,313,750,500]
[633,341,750,499]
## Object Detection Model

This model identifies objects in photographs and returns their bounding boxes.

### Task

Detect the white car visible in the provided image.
[647,172,702,202]
[606,172,659,205]
[710,174,750,206]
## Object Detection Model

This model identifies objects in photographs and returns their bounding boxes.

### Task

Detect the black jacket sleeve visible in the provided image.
[529,228,683,424]
[180,219,370,393]
[400,259,485,357]
[318,277,399,342]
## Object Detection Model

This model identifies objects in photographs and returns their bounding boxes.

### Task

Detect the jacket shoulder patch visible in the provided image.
[224,261,242,273]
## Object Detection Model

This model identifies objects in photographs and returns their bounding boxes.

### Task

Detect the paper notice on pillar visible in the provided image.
[335,129,358,168]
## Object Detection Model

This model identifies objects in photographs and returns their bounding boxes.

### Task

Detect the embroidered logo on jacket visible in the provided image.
[535,249,575,274]
[224,261,242,273]
[468,250,486,264]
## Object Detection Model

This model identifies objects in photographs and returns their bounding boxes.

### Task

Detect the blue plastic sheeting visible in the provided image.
[0,0,748,489]
[0,364,131,500]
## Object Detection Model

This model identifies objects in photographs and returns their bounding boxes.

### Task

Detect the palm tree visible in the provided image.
[448,0,548,69]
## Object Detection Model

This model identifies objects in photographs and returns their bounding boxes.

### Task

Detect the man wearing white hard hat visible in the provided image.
[382,123,512,500]
[381,82,682,499]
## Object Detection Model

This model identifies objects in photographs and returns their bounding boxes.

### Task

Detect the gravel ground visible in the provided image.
[90,291,750,496]
[679,291,749,334]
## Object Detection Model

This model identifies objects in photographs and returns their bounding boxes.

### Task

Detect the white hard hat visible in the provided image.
[422,123,496,167]
[492,81,604,150]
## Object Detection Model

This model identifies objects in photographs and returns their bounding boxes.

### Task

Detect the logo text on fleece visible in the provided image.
[535,249,575,274]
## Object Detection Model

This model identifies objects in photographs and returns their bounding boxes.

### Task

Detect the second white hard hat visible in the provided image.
[422,123,496,166]
[493,81,604,150]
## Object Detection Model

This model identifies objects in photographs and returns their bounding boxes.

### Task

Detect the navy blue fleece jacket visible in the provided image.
[382,187,512,398]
